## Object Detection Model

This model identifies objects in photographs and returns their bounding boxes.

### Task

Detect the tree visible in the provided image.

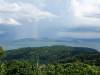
[0,47,4,58]
[5,60,34,75]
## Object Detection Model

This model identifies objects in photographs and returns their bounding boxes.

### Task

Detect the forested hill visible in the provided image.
[2,45,100,65]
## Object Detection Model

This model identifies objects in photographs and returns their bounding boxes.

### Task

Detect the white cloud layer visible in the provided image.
[71,0,100,18]
[0,18,20,25]
[70,0,100,26]
[0,0,56,25]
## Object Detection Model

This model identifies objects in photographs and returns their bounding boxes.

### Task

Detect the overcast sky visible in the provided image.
[0,0,100,41]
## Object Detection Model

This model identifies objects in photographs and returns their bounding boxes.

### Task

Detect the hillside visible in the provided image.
[2,45,100,65]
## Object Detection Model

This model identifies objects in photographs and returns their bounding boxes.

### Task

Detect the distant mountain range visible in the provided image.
[10,38,100,43]
[1,38,100,50]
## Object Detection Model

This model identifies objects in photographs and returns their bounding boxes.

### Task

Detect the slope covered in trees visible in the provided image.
[1,45,100,65]
[0,45,100,75]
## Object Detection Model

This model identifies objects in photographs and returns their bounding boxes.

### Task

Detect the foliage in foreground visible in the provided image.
[0,46,100,75]
[0,60,100,75]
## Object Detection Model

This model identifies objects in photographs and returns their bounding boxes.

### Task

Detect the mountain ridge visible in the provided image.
[2,45,99,65]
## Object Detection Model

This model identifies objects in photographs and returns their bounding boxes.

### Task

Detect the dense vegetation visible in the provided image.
[1,46,97,61]
[2,45,100,65]
[0,45,100,75]
[0,60,100,75]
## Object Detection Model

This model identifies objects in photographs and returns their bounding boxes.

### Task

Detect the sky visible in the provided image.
[0,0,100,41]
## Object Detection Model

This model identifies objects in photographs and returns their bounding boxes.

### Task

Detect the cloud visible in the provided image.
[0,1,57,25]
[0,18,20,25]
[71,0,100,19]
[64,26,100,32]
[69,0,100,27]
[57,31,100,39]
